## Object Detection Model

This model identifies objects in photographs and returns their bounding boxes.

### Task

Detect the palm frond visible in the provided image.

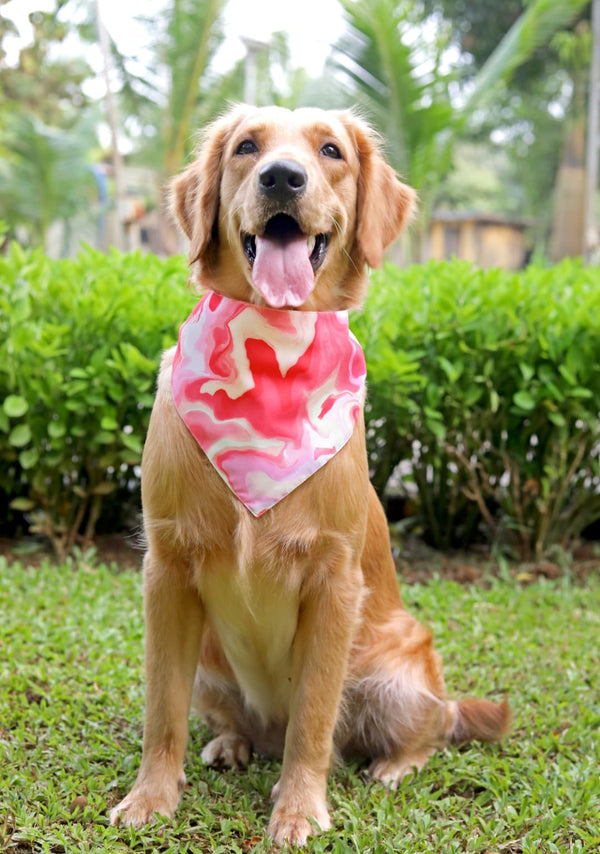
[331,0,453,176]
[330,0,591,256]
[164,0,226,173]
[465,0,591,114]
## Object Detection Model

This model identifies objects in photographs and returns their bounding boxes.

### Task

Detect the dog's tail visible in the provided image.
[447,697,511,745]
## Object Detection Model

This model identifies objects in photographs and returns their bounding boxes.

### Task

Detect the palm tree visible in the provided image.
[108,0,238,172]
[161,0,230,176]
[331,0,591,260]
[549,22,593,258]
[0,110,96,251]
[105,0,244,249]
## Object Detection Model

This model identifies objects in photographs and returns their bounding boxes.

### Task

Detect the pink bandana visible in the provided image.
[171,291,366,516]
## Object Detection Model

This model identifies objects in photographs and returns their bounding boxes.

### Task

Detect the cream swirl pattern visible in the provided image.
[171,290,367,516]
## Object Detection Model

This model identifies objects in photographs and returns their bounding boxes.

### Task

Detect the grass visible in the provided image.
[1,553,599,853]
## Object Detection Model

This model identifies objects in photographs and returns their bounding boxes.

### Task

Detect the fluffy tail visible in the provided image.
[449,697,511,746]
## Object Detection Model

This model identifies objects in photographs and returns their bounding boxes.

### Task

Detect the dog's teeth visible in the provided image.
[307,235,316,254]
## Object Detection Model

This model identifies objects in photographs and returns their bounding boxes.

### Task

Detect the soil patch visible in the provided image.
[1,532,598,585]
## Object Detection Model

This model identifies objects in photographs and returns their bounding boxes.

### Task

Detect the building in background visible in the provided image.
[427,211,534,269]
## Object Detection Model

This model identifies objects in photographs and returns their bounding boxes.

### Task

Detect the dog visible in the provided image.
[110,105,510,846]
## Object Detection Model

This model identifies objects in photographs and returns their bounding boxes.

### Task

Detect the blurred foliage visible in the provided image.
[0,110,97,249]
[422,0,589,75]
[0,1,92,125]
[0,0,100,248]
[432,142,525,214]
[117,9,329,175]
[420,0,593,245]
[332,0,456,195]
[117,0,237,176]
[0,0,594,256]
[330,0,590,260]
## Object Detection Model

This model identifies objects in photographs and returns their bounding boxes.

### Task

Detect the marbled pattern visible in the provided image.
[172,291,366,515]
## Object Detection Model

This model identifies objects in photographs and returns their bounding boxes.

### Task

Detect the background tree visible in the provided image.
[0,111,97,251]
[0,2,92,125]
[330,0,456,259]
[104,0,239,173]
[421,0,593,254]
[0,0,241,250]
[548,22,593,258]
[0,1,98,249]
[94,0,244,249]
[1,0,592,257]
[243,31,348,111]
[114,13,327,172]
[330,0,591,259]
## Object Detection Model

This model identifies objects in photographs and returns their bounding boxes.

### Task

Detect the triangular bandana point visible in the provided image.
[172,291,366,516]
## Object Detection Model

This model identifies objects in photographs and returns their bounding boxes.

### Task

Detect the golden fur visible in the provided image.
[110,105,510,846]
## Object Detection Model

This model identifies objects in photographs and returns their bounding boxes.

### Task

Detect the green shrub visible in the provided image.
[352,259,600,557]
[2,246,600,560]
[0,243,193,557]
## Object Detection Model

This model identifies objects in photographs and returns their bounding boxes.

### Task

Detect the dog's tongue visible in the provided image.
[252,233,314,308]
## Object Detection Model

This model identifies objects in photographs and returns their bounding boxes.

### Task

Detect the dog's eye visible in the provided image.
[235,139,259,156]
[321,142,342,160]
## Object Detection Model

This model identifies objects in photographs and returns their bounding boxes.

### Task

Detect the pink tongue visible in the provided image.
[252,233,315,308]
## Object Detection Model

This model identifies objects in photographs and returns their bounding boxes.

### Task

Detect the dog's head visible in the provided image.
[172,105,415,311]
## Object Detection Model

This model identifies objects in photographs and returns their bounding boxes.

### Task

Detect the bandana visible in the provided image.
[171,290,367,516]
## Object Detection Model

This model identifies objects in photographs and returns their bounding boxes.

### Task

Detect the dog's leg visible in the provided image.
[344,614,510,791]
[343,645,450,789]
[268,541,363,847]
[368,697,510,788]
[110,551,204,827]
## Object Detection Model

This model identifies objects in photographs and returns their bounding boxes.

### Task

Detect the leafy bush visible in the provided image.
[352,259,600,557]
[0,243,193,557]
[2,247,600,559]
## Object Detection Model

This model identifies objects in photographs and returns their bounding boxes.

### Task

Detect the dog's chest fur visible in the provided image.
[188,452,366,722]
[197,546,305,720]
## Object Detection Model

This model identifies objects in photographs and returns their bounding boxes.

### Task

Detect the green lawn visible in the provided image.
[1,555,599,853]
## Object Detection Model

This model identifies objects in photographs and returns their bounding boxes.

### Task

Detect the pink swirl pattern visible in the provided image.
[171,291,367,516]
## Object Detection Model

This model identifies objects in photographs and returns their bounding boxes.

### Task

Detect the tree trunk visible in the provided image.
[549,118,586,261]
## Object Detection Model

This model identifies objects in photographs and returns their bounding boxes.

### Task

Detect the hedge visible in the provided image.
[353,259,600,557]
[1,245,599,559]
[0,243,193,557]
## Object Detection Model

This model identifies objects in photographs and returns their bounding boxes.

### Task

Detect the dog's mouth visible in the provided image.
[242,214,330,308]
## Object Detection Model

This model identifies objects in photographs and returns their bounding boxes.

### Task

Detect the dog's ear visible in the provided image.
[170,111,239,266]
[340,113,416,268]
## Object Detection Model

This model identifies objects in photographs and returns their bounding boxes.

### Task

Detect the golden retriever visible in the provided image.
[110,105,509,846]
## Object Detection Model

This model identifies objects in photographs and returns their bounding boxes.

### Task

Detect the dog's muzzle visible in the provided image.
[241,160,331,309]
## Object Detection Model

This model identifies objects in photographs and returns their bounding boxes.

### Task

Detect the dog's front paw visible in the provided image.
[110,783,180,828]
[268,808,331,847]
[268,793,331,846]
[201,733,250,768]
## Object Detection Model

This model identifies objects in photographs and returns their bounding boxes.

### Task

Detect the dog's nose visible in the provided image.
[258,160,307,204]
